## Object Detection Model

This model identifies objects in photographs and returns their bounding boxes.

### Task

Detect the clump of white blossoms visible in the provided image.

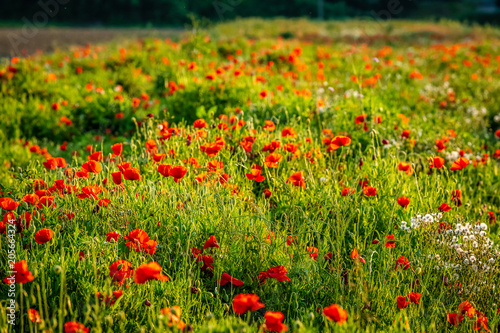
[400,213,500,297]
[399,212,443,231]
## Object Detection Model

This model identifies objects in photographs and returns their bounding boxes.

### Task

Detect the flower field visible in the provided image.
[1,18,500,332]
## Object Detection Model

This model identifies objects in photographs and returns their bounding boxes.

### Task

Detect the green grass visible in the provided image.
[0,18,499,332]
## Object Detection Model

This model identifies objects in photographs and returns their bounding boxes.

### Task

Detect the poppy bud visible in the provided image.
[53,265,62,274]
[293,320,304,330]
[186,139,191,146]
[382,139,389,145]
[144,299,151,307]
[191,286,199,294]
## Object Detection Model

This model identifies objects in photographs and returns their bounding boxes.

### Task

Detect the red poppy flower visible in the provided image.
[262,141,281,153]
[124,229,149,250]
[169,165,187,183]
[117,162,132,173]
[64,322,89,333]
[328,136,351,151]
[450,157,469,171]
[263,120,276,131]
[283,143,300,154]
[397,295,408,309]
[452,189,462,207]
[145,139,157,152]
[307,246,319,261]
[0,198,19,211]
[439,203,451,212]
[200,254,214,272]
[106,231,120,242]
[123,167,141,181]
[401,130,411,139]
[355,114,366,124]
[140,239,157,255]
[323,304,348,325]
[28,309,42,323]
[88,151,102,161]
[429,156,445,169]
[157,164,172,178]
[447,313,464,327]
[219,272,244,286]
[385,235,396,248]
[34,228,53,244]
[398,162,413,175]
[39,196,55,208]
[265,153,283,168]
[194,119,208,128]
[152,153,166,163]
[281,127,297,138]
[111,171,122,185]
[408,292,420,304]
[98,199,111,207]
[363,186,377,196]
[81,160,102,174]
[397,197,410,208]
[395,256,410,270]
[96,290,124,307]
[341,187,355,196]
[3,260,34,284]
[473,316,488,331]
[262,266,291,284]
[201,142,223,157]
[42,158,57,170]
[160,306,186,330]
[287,171,305,188]
[134,262,169,284]
[232,294,264,314]
[246,165,265,182]
[459,301,476,317]
[55,157,67,168]
[434,139,447,153]
[263,311,288,332]
[21,194,39,207]
[203,235,219,249]
[286,235,297,246]
[264,188,272,198]
[111,143,123,156]
[350,248,359,259]
[109,260,133,284]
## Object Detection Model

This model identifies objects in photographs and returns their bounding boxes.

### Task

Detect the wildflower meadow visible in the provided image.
[1,18,500,332]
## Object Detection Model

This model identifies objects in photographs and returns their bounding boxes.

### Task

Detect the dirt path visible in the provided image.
[0,27,183,58]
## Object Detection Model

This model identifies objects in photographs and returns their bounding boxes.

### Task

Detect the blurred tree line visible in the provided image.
[0,0,496,26]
